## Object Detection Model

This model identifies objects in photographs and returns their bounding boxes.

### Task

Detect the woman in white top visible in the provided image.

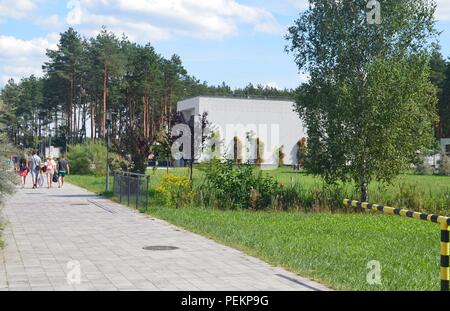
[44,156,56,189]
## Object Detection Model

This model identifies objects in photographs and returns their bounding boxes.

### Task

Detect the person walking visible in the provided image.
[57,155,70,188]
[30,151,42,189]
[18,157,29,188]
[44,155,56,189]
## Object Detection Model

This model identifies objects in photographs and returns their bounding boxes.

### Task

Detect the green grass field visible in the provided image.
[67,168,450,290]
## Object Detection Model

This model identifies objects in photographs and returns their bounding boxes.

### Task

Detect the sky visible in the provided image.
[0,0,450,90]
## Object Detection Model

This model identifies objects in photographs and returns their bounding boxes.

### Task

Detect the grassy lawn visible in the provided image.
[147,207,440,291]
[66,169,450,291]
[68,174,114,197]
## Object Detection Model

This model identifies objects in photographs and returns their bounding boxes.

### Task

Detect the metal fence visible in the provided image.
[113,171,150,210]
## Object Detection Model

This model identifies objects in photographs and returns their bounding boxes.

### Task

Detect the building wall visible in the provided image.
[441,138,450,156]
[177,97,307,165]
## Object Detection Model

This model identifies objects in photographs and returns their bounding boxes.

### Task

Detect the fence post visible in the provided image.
[119,173,123,203]
[441,223,449,291]
[113,171,115,195]
[127,175,131,206]
[136,176,140,209]
[146,176,149,211]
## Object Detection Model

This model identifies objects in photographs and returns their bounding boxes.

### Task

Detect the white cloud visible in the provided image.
[287,0,309,10]
[35,14,63,28]
[0,0,39,19]
[65,0,283,41]
[436,0,450,21]
[0,34,58,87]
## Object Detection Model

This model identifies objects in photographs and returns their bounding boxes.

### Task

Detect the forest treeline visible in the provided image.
[0,27,450,173]
[0,27,293,152]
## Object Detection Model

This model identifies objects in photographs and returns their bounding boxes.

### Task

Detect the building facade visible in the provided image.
[177,96,307,166]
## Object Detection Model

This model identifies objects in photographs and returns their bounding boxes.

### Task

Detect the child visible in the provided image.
[18,158,29,188]
[44,156,56,189]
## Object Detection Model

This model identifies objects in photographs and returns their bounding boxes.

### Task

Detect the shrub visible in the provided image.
[297,137,307,167]
[415,162,433,175]
[67,141,124,176]
[233,136,243,164]
[156,175,193,208]
[256,138,264,165]
[277,145,285,167]
[438,153,450,176]
[197,160,278,209]
[67,143,91,175]
[393,183,426,211]
[0,133,19,202]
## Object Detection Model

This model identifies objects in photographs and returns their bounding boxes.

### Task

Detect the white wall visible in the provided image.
[441,138,450,155]
[177,96,307,165]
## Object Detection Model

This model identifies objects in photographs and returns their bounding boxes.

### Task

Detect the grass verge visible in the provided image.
[67,173,443,291]
[146,207,440,291]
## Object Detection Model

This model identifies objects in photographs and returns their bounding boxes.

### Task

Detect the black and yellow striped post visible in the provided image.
[441,223,449,291]
[343,199,450,291]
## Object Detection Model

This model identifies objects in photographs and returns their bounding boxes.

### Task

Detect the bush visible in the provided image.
[156,175,193,208]
[0,134,19,203]
[197,160,278,209]
[438,153,450,176]
[67,141,125,176]
[415,162,433,175]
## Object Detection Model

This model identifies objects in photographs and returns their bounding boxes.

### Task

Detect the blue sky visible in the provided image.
[0,0,450,89]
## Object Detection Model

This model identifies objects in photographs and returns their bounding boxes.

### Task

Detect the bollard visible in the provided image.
[441,223,449,291]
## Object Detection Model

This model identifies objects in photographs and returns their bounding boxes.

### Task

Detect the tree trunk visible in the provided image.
[69,75,74,143]
[119,109,122,136]
[90,101,94,140]
[102,63,108,138]
[359,176,369,202]
[54,111,58,136]
[94,96,99,141]
[143,96,147,138]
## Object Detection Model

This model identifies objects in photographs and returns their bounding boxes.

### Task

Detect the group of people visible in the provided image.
[14,151,70,189]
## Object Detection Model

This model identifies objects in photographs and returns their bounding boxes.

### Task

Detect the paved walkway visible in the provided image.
[0,179,329,291]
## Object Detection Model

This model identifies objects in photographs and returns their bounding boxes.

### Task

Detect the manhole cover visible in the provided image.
[143,246,179,251]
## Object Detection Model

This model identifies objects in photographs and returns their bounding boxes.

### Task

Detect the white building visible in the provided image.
[441,138,450,156]
[176,96,307,166]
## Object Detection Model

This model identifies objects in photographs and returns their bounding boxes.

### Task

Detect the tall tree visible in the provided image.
[440,58,450,138]
[429,47,449,138]
[90,27,125,138]
[286,0,439,201]
[43,28,83,144]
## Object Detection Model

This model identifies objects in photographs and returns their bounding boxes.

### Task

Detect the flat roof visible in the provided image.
[179,95,294,102]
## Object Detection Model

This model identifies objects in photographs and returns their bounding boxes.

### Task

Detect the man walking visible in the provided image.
[57,154,70,188]
[30,150,42,189]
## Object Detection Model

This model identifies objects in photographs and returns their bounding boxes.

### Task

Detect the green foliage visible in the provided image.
[67,141,124,176]
[415,162,433,175]
[0,135,19,204]
[296,138,307,166]
[233,136,243,164]
[438,153,450,176]
[430,47,450,137]
[197,160,278,210]
[255,138,264,165]
[277,145,285,167]
[156,175,193,208]
[286,0,439,200]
